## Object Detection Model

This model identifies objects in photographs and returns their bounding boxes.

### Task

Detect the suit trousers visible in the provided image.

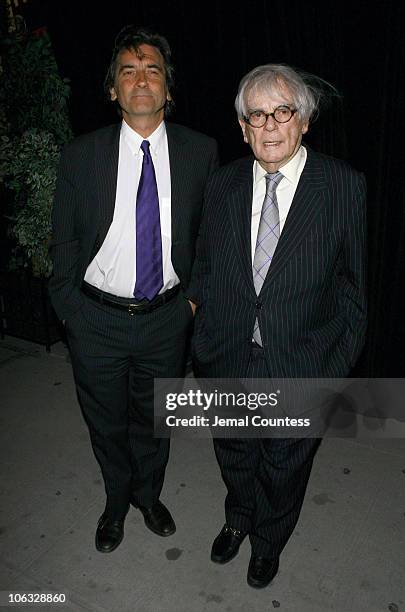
[66,290,193,519]
[213,345,321,557]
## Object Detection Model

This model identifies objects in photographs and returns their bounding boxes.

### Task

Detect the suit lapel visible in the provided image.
[95,124,121,242]
[227,156,257,293]
[261,147,328,288]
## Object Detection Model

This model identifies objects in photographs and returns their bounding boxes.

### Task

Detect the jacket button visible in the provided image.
[255,301,262,309]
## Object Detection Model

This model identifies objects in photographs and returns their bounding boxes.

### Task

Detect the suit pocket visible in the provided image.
[191,312,215,363]
[182,296,195,321]
[64,305,86,342]
[65,304,83,328]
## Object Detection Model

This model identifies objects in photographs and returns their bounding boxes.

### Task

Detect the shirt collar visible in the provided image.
[253,145,307,186]
[121,119,166,156]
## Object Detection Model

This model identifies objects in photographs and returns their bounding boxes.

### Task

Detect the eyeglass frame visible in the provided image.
[242,105,298,127]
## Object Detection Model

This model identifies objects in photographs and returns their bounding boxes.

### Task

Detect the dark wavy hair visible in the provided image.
[104,25,175,115]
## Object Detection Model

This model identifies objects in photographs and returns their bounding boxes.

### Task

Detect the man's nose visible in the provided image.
[135,70,147,86]
[264,114,277,131]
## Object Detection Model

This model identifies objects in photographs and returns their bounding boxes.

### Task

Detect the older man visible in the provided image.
[49,25,218,553]
[188,64,367,588]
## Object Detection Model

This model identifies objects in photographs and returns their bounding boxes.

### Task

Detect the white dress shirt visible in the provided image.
[84,119,179,297]
[251,145,307,262]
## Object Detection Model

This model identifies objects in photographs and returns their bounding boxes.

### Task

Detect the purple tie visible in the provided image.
[134,140,163,301]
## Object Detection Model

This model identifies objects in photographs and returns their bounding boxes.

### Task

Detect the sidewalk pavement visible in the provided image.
[1,337,404,612]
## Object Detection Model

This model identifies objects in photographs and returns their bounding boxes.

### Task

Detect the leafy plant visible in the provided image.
[0,27,73,276]
[1,129,60,276]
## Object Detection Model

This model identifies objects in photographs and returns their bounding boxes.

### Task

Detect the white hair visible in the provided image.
[235,63,336,123]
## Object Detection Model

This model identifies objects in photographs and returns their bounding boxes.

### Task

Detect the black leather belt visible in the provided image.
[82,282,180,315]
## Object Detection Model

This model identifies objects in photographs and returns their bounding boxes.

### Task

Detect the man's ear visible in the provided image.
[238,118,248,143]
[166,91,172,102]
[110,87,117,101]
[301,121,309,135]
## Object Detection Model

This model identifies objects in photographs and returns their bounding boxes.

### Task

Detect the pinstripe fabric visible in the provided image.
[190,145,367,557]
[67,292,193,515]
[49,121,219,517]
[214,350,320,557]
[189,147,367,382]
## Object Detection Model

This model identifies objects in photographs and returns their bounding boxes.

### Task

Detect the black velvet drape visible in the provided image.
[20,0,405,376]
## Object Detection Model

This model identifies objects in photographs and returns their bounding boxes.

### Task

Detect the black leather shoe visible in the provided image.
[95,514,125,553]
[211,524,247,564]
[138,501,176,537]
[247,555,279,588]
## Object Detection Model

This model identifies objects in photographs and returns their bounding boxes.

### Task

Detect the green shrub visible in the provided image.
[0,27,73,276]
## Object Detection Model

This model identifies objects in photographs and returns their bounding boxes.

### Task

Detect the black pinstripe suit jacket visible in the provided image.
[188,146,367,378]
[48,122,219,321]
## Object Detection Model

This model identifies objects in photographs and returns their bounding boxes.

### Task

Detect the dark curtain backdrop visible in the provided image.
[22,0,405,376]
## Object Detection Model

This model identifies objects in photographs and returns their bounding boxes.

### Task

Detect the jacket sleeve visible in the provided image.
[48,143,85,321]
[185,172,217,306]
[337,172,368,368]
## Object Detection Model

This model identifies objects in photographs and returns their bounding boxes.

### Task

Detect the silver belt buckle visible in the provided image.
[128,303,140,316]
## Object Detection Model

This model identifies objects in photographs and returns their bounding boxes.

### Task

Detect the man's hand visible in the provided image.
[188,300,197,316]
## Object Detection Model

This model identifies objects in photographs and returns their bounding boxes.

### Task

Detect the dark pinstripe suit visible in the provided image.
[49,121,218,517]
[188,146,367,556]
